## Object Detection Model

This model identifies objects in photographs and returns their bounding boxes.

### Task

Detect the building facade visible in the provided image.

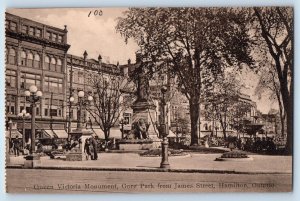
[5,12,70,141]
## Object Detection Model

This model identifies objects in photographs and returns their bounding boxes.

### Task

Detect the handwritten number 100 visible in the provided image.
[88,10,103,17]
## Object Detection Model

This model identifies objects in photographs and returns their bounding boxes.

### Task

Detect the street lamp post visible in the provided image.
[18,109,30,148]
[25,85,43,154]
[120,118,125,139]
[69,91,93,131]
[68,96,75,139]
[160,86,170,169]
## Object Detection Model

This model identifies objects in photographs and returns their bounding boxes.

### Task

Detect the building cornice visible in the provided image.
[6,30,70,52]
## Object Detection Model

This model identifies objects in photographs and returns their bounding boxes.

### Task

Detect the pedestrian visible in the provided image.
[13,136,20,156]
[90,134,98,160]
[84,138,91,160]
[89,138,95,160]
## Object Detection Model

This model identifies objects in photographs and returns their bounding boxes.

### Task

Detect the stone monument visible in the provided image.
[131,54,158,140]
[118,53,160,150]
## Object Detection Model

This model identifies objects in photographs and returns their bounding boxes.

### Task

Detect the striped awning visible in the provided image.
[53,130,68,138]
[43,130,56,138]
[168,130,176,137]
[5,130,22,138]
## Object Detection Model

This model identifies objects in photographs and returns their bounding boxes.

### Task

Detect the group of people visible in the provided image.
[10,136,31,156]
[238,137,276,153]
[84,135,98,160]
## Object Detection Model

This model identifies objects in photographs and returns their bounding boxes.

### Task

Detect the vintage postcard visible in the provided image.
[5,7,293,193]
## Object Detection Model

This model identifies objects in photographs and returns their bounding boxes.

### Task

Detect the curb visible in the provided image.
[5,165,291,175]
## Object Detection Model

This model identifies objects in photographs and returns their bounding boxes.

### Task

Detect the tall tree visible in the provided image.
[252,7,293,154]
[117,8,254,145]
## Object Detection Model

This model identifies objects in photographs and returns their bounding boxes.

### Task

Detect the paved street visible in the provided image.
[6,169,292,193]
[8,153,292,174]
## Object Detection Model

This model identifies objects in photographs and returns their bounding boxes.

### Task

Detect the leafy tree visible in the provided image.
[252,7,293,154]
[116,8,254,145]
[203,72,252,139]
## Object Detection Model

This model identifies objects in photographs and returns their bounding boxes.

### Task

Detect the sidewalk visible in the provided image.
[7,152,292,174]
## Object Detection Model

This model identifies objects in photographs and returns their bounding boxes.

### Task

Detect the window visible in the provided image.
[29,27,34,35]
[78,72,84,84]
[56,59,62,72]
[10,22,17,31]
[5,70,16,88]
[8,48,16,65]
[27,52,33,67]
[44,76,63,93]
[44,98,63,117]
[58,35,63,43]
[46,31,51,40]
[44,56,50,70]
[6,95,16,115]
[5,20,9,29]
[33,54,40,68]
[52,33,57,42]
[21,73,41,89]
[21,51,26,66]
[21,25,28,34]
[35,28,41,37]
[50,57,56,71]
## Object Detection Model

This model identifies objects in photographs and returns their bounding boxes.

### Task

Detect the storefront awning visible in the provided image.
[43,130,56,138]
[5,130,22,138]
[53,130,68,138]
[168,130,176,137]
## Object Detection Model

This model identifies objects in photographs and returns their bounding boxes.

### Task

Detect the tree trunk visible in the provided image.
[220,119,227,140]
[285,98,293,155]
[189,101,200,146]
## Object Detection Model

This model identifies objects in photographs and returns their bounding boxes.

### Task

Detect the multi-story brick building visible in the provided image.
[5,12,70,141]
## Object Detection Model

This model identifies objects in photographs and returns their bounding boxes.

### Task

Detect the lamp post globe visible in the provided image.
[78,91,85,98]
[88,95,93,101]
[69,97,75,102]
[29,85,38,93]
[36,91,43,97]
[24,90,31,97]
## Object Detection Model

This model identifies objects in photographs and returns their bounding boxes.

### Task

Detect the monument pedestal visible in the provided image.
[131,100,161,148]
[66,129,93,161]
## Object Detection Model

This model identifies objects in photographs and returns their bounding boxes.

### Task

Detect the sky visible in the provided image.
[7,8,275,114]
[7,8,139,65]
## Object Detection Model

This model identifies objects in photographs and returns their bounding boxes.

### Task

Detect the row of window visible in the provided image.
[6,96,63,117]
[6,47,64,72]
[6,71,64,93]
[6,20,64,43]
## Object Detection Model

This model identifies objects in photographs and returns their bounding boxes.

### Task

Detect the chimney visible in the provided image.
[63,25,68,43]
[98,54,102,64]
[83,50,88,60]
[128,58,131,64]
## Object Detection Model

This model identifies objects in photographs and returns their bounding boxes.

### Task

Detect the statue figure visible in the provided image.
[136,65,150,102]
[134,53,150,102]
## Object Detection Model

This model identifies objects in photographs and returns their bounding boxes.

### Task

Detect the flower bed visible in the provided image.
[140,149,188,157]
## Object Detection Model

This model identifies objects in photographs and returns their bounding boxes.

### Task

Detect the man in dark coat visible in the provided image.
[13,136,21,156]
[90,134,98,160]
